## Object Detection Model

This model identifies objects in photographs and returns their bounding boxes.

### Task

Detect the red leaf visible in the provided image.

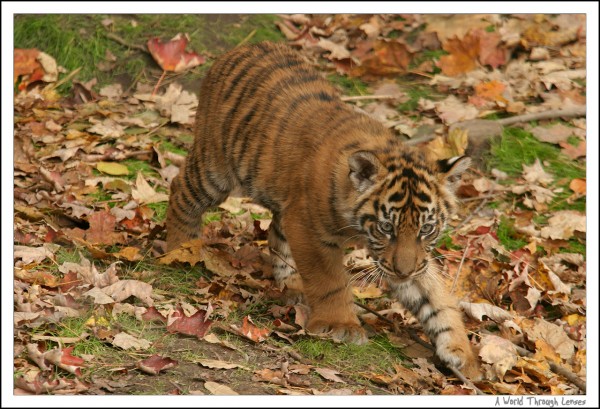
[136,354,178,375]
[147,33,206,73]
[142,306,167,323]
[166,307,213,339]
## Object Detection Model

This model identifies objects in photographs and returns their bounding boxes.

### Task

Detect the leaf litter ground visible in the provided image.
[12,13,589,397]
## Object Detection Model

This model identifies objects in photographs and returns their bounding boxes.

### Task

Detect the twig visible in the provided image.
[497,106,586,126]
[105,32,147,53]
[47,67,82,90]
[404,106,586,146]
[236,29,257,48]
[341,94,403,102]
[514,345,586,392]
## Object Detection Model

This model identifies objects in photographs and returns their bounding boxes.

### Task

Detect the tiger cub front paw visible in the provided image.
[307,319,368,345]
[436,337,482,380]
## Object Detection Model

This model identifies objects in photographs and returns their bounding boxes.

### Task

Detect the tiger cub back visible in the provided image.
[167,42,481,379]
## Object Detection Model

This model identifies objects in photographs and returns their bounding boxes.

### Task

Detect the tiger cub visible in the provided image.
[166,42,480,378]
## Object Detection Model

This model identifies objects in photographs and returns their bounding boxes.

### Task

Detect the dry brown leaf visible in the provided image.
[460,301,513,322]
[136,354,178,375]
[522,318,576,360]
[540,210,586,240]
[131,172,169,205]
[204,381,238,395]
[313,367,346,384]
[112,332,152,350]
[522,159,554,186]
[101,279,154,306]
[479,334,518,381]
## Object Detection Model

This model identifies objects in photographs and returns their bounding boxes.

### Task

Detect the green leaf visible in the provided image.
[96,161,130,176]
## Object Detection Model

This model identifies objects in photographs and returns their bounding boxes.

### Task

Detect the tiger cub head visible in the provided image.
[347,148,471,282]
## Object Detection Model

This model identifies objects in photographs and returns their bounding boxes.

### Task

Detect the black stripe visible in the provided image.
[320,240,339,248]
[429,326,452,339]
[318,286,344,302]
[416,191,431,203]
[221,42,274,101]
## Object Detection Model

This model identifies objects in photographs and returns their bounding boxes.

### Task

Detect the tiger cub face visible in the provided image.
[348,149,471,282]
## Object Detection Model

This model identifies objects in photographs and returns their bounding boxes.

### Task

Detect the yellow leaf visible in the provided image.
[352,284,383,299]
[447,127,469,156]
[97,161,129,176]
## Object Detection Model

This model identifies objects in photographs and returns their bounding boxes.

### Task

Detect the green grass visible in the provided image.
[293,335,407,376]
[489,127,586,212]
[396,83,440,112]
[15,14,284,93]
[147,202,168,222]
[327,74,369,96]
[497,216,528,251]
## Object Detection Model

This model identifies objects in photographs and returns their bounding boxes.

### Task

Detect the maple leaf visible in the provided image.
[479,334,518,381]
[111,332,152,350]
[147,33,206,72]
[437,33,480,76]
[351,39,412,78]
[147,33,206,95]
[65,210,127,246]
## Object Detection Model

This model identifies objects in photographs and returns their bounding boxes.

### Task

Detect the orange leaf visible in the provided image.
[569,178,586,195]
[147,33,206,73]
[239,316,271,342]
[14,48,45,90]
[437,33,480,76]
[474,80,507,103]
[351,39,412,78]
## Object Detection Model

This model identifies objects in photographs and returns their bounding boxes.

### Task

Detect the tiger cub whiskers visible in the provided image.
[166,41,481,379]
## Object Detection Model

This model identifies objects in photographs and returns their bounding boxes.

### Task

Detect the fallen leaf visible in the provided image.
[66,210,127,246]
[96,162,130,176]
[478,334,518,381]
[166,308,213,339]
[14,244,59,265]
[232,316,271,343]
[197,359,249,371]
[522,159,553,186]
[352,284,383,299]
[435,95,479,125]
[540,210,586,240]
[101,279,154,306]
[437,32,480,76]
[559,139,586,159]
[147,33,206,73]
[136,355,178,375]
[204,381,238,395]
[131,172,169,205]
[569,178,586,195]
[460,301,513,322]
[112,332,152,350]
[522,318,576,360]
[313,367,346,384]
[531,123,576,145]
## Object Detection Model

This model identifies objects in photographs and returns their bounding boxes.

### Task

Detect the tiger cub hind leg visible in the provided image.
[165,166,230,252]
[390,275,482,380]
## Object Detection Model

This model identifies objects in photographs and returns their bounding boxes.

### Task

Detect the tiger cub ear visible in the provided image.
[348,151,382,193]
[438,156,471,187]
